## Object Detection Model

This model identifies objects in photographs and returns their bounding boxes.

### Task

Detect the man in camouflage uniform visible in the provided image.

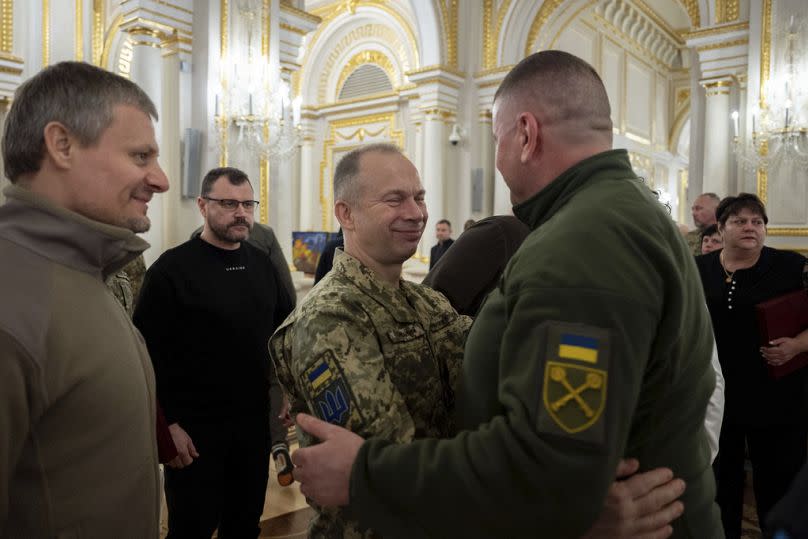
[685,192,720,255]
[270,144,470,537]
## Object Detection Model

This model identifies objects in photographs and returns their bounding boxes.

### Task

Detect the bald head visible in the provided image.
[494,50,612,144]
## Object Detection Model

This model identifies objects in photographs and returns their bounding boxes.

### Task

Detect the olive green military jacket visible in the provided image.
[269,249,471,538]
[349,150,723,538]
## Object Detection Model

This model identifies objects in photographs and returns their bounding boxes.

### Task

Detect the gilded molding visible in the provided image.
[280,22,308,36]
[483,0,511,69]
[715,0,740,24]
[0,64,22,75]
[219,0,228,167]
[676,0,701,28]
[336,50,396,96]
[319,112,404,228]
[482,0,492,68]
[258,0,269,220]
[682,21,748,40]
[298,1,420,98]
[92,0,104,65]
[315,23,410,102]
[695,38,748,52]
[406,63,464,78]
[701,80,733,88]
[474,64,514,78]
[75,0,83,60]
[755,0,771,214]
[525,0,564,57]
[279,2,321,25]
[759,0,771,110]
[0,51,22,63]
[309,89,399,111]
[42,0,49,66]
[0,0,13,53]
[437,0,458,68]
[99,13,122,68]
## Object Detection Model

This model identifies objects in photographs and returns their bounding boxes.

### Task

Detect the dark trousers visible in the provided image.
[165,417,270,539]
[268,384,288,447]
[714,422,807,539]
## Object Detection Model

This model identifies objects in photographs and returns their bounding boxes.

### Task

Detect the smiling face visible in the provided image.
[719,208,766,253]
[343,151,427,269]
[66,104,168,232]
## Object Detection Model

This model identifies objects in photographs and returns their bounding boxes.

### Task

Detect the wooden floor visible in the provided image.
[159,443,313,538]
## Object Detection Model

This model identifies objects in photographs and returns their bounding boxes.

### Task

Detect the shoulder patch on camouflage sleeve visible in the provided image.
[536,322,610,445]
[301,350,364,428]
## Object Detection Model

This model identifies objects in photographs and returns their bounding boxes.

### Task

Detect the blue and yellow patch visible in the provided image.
[537,323,610,445]
[558,333,599,363]
[302,351,360,428]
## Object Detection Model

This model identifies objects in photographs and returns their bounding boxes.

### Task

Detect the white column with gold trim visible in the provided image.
[298,116,317,231]
[422,109,446,233]
[701,79,733,197]
[479,109,495,216]
[160,34,184,250]
[128,36,165,263]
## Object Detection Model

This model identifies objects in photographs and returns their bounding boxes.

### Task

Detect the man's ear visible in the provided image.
[334,200,354,231]
[518,112,541,164]
[197,196,208,217]
[42,121,75,171]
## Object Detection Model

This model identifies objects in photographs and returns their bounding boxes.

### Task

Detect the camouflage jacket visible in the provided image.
[269,249,471,538]
[106,271,134,317]
[685,228,702,256]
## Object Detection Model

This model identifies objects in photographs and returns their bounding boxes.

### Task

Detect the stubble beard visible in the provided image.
[210,217,252,245]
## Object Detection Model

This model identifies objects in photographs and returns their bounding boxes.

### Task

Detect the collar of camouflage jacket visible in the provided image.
[331,248,424,324]
[513,149,638,231]
[0,184,149,281]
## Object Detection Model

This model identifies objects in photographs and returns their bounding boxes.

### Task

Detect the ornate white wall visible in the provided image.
[1,0,807,262]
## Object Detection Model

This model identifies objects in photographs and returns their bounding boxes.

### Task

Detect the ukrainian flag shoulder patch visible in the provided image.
[301,350,363,429]
[537,322,611,445]
[558,333,599,363]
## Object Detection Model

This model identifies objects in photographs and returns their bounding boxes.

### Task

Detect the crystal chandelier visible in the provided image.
[732,15,808,171]
[214,0,301,160]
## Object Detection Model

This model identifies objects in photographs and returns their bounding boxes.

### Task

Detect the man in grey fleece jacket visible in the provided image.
[0,61,168,537]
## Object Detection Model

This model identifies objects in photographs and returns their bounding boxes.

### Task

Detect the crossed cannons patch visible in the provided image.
[537,323,610,445]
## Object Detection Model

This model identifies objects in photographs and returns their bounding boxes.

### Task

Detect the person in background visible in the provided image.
[686,192,720,255]
[463,218,476,232]
[429,218,454,269]
[314,228,344,285]
[700,224,723,255]
[696,193,808,539]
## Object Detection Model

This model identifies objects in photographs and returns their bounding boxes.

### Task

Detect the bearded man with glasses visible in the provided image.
[134,167,294,538]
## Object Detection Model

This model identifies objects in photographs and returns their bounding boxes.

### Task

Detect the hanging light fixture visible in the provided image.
[214,0,301,161]
[733,15,808,172]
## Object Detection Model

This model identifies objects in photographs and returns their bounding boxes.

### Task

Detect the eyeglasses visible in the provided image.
[203,196,259,211]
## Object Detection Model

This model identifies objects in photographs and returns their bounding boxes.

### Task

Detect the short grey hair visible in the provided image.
[2,61,158,183]
[333,143,403,203]
[699,192,721,204]
[494,50,612,135]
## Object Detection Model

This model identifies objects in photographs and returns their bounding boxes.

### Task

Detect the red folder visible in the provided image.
[755,289,808,379]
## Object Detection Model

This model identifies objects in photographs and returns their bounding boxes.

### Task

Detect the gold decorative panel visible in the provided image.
[318,112,404,229]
